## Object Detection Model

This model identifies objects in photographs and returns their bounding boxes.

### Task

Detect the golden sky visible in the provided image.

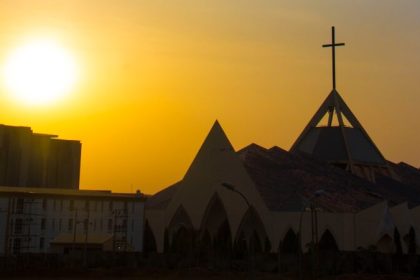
[0,1,419,194]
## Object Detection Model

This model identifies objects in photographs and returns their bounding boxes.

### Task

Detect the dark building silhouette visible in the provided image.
[290,90,398,182]
[0,124,81,189]
[145,120,420,256]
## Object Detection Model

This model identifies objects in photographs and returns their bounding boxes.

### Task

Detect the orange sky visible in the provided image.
[0,1,419,194]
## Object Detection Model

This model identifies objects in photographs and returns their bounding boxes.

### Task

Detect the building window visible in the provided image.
[69,200,74,211]
[108,219,113,232]
[41,218,46,230]
[39,237,45,249]
[16,198,24,214]
[10,219,14,233]
[85,201,89,211]
[68,219,73,231]
[101,201,104,212]
[131,220,134,232]
[13,238,21,254]
[60,200,63,211]
[132,202,135,213]
[59,219,62,231]
[93,220,97,231]
[109,201,113,211]
[42,199,47,210]
[84,219,88,231]
[52,219,55,231]
[14,219,23,234]
[100,219,103,231]
[94,201,98,212]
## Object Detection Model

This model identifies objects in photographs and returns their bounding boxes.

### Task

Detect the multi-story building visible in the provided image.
[0,124,81,189]
[0,186,145,256]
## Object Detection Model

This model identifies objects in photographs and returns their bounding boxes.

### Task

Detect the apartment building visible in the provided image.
[0,124,81,189]
[0,186,145,256]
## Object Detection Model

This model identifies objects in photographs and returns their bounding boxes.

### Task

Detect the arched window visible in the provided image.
[407,227,416,255]
[234,207,268,257]
[376,234,393,254]
[199,194,232,260]
[279,229,299,255]
[143,220,157,255]
[168,205,194,256]
[214,219,232,256]
[394,228,403,256]
[233,231,248,259]
[318,229,339,253]
[170,225,194,255]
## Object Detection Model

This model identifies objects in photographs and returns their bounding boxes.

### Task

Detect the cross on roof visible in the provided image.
[322,26,345,90]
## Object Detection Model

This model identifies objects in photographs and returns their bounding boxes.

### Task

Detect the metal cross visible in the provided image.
[322,26,345,90]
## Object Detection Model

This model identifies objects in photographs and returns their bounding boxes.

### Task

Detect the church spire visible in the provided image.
[290,26,398,183]
[322,26,345,90]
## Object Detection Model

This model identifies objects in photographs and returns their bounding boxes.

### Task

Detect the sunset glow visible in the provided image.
[3,39,78,106]
[0,1,418,194]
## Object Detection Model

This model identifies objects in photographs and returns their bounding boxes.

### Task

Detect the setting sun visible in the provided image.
[3,39,78,106]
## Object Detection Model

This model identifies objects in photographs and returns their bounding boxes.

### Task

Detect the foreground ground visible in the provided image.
[3,268,419,280]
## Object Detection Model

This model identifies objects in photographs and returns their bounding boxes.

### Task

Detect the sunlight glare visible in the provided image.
[3,39,78,106]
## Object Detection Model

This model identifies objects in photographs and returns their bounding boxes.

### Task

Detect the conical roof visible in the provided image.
[164,120,271,234]
[183,120,235,180]
[290,90,396,181]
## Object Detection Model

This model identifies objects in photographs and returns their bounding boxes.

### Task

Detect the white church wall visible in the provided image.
[390,202,412,254]
[355,201,389,250]
[163,122,272,244]
[410,206,420,254]
[145,209,166,253]
[316,212,355,252]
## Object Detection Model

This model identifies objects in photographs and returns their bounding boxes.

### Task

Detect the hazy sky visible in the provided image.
[0,1,419,194]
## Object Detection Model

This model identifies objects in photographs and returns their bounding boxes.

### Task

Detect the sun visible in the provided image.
[3,39,78,106]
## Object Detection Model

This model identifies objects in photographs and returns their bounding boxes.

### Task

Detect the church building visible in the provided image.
[144,27,420,268]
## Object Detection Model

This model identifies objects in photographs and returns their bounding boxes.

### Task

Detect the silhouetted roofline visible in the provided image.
[0,186,146,201]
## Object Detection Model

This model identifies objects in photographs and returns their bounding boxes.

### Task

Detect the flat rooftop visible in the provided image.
[0,186,145,201]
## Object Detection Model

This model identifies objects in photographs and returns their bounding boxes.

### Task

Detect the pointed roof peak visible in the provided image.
[207,119,229,141]
[330,88,340,96]
[324,89,344,104]
[182,120,242,182]
[211,119,222,129]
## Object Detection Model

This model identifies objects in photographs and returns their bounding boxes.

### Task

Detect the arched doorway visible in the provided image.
[278,228,299,273]
[233,207,268,259]
[167,205,194,258]
[318,229,340,274]
[198,230,212,263]
[249,230,262,254]
[170,225,194,255]
[405,227,416,255]
[199,193,232,265]
[376,234,393,253]
[394,228,403,256]
[233,231,248,260]
[279,229,299,255]
[318,229,339,253]
[143,220,157,256]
